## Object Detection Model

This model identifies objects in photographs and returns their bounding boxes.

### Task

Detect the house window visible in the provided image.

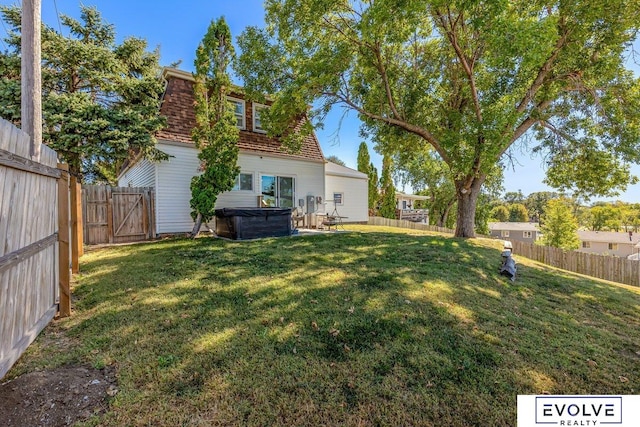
[232,173,253,191]
[253,103,267,133]
[402,200,407,209]
[582,241,591,249]
[608,243,618,251]
[501,230,510,238]
[261,175,295,208]
[333,192,343,205]
[227,97,245,129]
[523,231,532,239]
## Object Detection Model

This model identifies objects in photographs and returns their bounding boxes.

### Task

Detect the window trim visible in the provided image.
[227,96,246,130]
[501,230,510,238]
[253,103,268,134]
[333,192,344,206]
[608,243,618,251]
[523,231,532,239]
[582,241,591,249]
[232,172,254,192]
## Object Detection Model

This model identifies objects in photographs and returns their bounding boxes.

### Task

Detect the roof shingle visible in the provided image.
[157,69,325,162]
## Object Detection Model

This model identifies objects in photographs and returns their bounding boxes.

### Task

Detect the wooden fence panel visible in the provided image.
[367,215,639,287]
[368,216,456,235]
[0,118,64,379]
[512,240,640,287]
[82,186,155,245]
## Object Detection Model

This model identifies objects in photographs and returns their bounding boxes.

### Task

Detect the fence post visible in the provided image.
[70,175,82,272]
[57,163,71,317]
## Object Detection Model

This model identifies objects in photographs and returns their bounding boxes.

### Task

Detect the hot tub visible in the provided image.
[215,207,292,240]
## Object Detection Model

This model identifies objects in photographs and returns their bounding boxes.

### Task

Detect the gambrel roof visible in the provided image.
[157,68,325,163]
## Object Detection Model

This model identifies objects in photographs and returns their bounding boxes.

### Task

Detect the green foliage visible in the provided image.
[503,191,525,205]
[508,203,530,222]
[235,0,640,237]
[356,142,370,174]
[0,5,166,183]
[369,164,379,212]
[491,205,509,222]
[190,18,240,226]
[357,142,379,210]
[325,155,346,166]
[379,155,396,219]
[525,192,559,223]
[540,198,581,250]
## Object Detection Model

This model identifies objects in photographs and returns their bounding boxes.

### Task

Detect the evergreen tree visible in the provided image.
[540,198,580,250]
[369,163,379,213]
[357,142,370,173]
[356,142,379,210]
[0,5,166,182]
[379,155,396,219]
[189,17,240,237]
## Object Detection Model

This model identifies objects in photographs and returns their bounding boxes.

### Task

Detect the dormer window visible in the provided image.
[253,103,268,133]
[227,97,245,129]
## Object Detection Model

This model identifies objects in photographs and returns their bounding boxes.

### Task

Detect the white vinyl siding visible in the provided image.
[155,141,202,234]
[153,142,325,233]
[325,170,368,223]
[216,153,325,211]
[118,158,156,188]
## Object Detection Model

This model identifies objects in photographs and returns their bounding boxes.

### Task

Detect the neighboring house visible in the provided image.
[118,67,326,234]
[395,192,430,223]
[489,222,541,243]
[577,231,640,258]
[324,162,368,223]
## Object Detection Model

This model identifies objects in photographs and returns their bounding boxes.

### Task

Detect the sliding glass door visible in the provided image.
[261,175,295,208]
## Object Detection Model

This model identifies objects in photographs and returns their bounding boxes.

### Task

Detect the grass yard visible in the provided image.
[9,225,640,426]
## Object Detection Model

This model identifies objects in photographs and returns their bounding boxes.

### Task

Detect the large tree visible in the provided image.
[189,18,240,238]
[235,0,640,237]
[0,5,166,182]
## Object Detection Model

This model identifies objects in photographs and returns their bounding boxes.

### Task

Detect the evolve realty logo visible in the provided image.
[535,396,621,426]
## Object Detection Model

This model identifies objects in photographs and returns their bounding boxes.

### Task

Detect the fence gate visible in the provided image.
[82,186,155,245]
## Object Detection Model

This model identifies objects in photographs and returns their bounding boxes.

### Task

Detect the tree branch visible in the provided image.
[323,88,451,165]
[515,24,571,114]
[436,8,483,123]
[372,42,402,120]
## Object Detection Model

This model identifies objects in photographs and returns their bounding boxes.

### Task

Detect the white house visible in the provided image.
[118,68,327,234]
[324,161,369,223]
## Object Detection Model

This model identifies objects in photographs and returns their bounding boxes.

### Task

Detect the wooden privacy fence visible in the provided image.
[82,185,155,245]
[511,240,640,287]
[0,118,80,379]
[368,216,639,287]
[368,216,456,235]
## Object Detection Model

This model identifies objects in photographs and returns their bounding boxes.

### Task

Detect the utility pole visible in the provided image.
[21,0,42,161]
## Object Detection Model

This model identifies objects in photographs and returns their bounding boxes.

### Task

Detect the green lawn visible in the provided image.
[10,226,640,426]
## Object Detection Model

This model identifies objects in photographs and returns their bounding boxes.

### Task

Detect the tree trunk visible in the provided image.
[438,198,456,228]
[190,212,203,239]
[454,175,486,238]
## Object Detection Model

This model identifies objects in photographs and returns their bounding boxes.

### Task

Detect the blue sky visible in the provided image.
[2,0,639,202]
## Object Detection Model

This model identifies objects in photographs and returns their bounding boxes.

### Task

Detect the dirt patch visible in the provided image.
[0,365,117,427]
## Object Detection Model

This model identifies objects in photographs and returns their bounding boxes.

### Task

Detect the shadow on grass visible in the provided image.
[23,231,640,426]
